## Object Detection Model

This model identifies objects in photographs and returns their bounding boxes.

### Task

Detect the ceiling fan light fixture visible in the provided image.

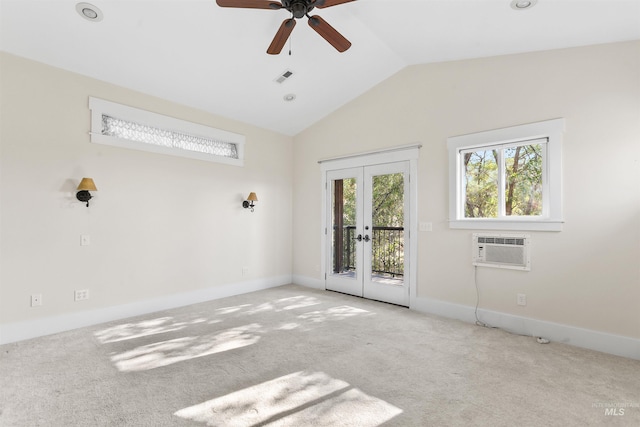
[76,2,103,22]
[510,0,537,10]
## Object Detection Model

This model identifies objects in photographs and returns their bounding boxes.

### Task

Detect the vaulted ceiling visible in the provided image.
[2,0,639,136]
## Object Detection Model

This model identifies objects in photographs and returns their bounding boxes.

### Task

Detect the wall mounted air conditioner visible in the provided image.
[472,233,531,271]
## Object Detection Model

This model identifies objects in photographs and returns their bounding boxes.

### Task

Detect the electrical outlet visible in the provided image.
[31,294,42,307]
[75,289,90,301]
[80,235,91,246]
[517,293,527,306]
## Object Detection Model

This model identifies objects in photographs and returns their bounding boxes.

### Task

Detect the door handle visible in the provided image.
[355,234,363,242]
[363,235,371,242]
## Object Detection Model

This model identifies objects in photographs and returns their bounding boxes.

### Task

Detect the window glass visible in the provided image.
[463,149,498,218]
[446,118,564,231]
[504,143,543,216]
[102,115,239,159]
[89,97,245,166]
[462,143,544,219]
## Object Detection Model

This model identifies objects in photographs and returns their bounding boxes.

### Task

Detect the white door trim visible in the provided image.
[325,167,364,297]
[320,144,420,307]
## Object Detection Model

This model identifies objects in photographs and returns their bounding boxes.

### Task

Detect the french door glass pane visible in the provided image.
[331,178,357,276]
[371,173,404,284]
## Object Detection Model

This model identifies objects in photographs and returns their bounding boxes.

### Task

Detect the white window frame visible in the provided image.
[89,97,245,166]
[447,118,564,231]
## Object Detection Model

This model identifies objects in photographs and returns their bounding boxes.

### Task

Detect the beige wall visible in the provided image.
[2,41,638,345]
[0,53,293,325]
[292,41,640,339]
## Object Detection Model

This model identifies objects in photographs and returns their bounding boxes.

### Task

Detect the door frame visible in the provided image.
[324,167,364,297]
[319,144,421,307]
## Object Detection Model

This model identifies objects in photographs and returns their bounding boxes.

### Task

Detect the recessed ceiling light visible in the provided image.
[283,94,296,102]
[76,2,103,22]
[510,0,537,10]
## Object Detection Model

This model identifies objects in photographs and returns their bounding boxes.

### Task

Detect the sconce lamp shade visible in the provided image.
[76,178,97,207]
[247,192,258,202]
[77,178,98,192]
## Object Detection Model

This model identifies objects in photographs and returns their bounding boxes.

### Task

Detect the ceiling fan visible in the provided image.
[216,0,356,55]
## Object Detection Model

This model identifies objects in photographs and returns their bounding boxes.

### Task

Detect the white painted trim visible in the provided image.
[408,154,419,305]
[0,275,291,345]
[320,145,420,307]
[447,118,564,231]
[319,144,421,172]
[318,143,422,165]
[293,274,325,290]
[411,296,640,360]
[449,219,564,232]
[88,97,245,166]
[291,276,639,359]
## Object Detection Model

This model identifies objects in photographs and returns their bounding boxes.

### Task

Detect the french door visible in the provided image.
[325,161,410,306]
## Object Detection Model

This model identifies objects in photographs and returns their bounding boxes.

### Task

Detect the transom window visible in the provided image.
[448,119,564,231]
[89,97,245,166]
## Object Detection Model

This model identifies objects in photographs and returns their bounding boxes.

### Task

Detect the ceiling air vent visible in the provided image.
[275,70,294,84]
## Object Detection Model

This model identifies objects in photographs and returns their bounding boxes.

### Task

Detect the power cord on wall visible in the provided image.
[474,266,550,344]
[474,266,496,329]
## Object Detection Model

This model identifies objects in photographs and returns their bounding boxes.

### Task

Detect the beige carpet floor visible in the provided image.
[1,284,638,426]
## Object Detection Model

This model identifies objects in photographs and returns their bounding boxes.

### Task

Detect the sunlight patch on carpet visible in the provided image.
[111,323,262,372]
[297,306,371,323]
[277,295,322,311]
[94,316,195,344]
[276,323,300,331]
[215,304,253,315]
[101,303,372,372]
[245,296,322,315]
[174,371,402,426]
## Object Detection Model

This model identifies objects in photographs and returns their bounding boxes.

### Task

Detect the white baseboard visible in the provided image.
[411,296,640,360]
[292,275,639,360]
[292,274,324,290]
[11,274,635,360]
[0,275,291,345]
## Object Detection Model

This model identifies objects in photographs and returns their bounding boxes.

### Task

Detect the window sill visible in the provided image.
[449,219,563,232]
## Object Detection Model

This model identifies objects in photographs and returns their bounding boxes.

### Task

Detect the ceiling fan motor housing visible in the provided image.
[285,0,314,19]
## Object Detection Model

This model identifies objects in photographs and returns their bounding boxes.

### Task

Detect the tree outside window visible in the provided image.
[463,142,544,219]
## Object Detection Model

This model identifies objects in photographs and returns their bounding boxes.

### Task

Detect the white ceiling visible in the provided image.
[2,0,639,136]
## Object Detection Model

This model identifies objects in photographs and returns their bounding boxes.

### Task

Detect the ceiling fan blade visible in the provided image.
[307,15,351,53]
[216,0,282,10]
[313,0,356,9]
[267,19,296,55]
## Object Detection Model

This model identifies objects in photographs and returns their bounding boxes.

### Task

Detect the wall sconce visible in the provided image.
[242,192,258,212]
[76,178,97,207]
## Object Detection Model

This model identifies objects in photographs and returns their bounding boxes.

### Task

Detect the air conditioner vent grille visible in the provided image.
[473,233,531,271]
[477,237,525,245]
